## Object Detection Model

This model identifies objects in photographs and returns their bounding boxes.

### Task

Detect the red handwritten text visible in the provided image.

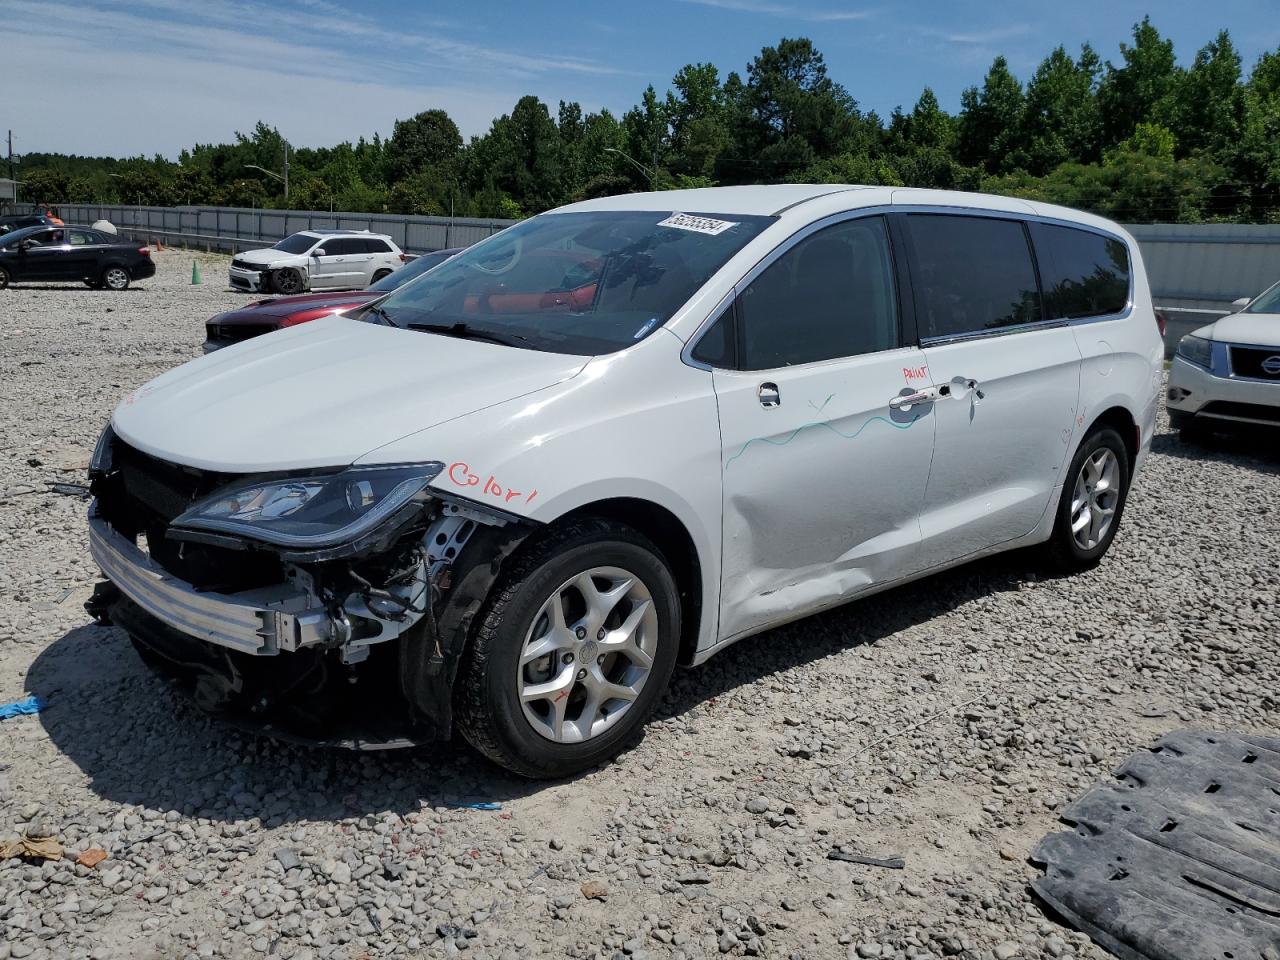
[903,364,930,381]
[447,461,538,505]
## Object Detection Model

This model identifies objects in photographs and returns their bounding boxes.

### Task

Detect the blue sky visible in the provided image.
[7,0,1280,158]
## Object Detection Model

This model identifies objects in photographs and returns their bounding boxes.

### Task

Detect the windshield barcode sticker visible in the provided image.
[658,213,739,236]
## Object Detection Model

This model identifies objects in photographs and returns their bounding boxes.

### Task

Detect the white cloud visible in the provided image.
[4,0,624,157]
[938,25,1033,46]
[677,0,872,22]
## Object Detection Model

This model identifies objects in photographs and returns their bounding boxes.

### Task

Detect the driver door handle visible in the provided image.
[890,387,939,410]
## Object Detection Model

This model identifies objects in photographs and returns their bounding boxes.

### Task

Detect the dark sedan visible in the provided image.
[0,213,54,235]
[0,225,155,290]
[204,247,459,351]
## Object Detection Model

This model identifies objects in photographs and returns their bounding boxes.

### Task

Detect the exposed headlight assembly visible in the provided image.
[173,462,444,549]
[1176,334,1213,369]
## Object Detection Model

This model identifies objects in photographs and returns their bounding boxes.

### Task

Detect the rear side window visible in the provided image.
[1030,223,1130,319]
[906,214,1041,339]
[737,215,899,370]
[324,238,361,255]
[364,238,392,253]
[69,230,98,245]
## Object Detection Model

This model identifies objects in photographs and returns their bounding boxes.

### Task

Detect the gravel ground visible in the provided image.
[0,248,1277,960]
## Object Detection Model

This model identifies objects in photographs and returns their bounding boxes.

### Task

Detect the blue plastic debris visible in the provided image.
[0,696,42,720]
[450,801,502,811]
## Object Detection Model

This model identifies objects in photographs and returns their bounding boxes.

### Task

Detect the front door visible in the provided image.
[18,228,71,281]
[712,215,936,642]
[899,211,1082,563]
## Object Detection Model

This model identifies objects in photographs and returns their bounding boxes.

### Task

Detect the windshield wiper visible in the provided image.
[363,303,394,325]
[404,321,527,347]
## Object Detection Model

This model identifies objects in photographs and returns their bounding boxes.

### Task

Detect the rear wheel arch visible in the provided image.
[1086,405,1139,468]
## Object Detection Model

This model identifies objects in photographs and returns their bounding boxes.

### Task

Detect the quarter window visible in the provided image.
[690,304,736,368]
[1030,223,1130,319]
[737,216,899,370]
[906,214,1041,339]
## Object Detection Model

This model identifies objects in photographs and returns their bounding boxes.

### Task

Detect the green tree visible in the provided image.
[1018,45,1102,174]
[469,95,564,213]
[385,109,463,183]
[1098,17,1181,148]
[21,168,71,203]
[1174,30,1244,158]
[956,56,1025,172]
[665,63,730,179]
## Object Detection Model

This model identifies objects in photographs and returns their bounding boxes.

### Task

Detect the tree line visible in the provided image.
[16,18,1280,224]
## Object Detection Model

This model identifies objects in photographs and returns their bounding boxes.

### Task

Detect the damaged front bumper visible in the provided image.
[88,509,332,656]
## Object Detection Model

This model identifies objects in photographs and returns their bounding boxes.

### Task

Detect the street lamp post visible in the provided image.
[604,147,655,186]
[245,142,289,200]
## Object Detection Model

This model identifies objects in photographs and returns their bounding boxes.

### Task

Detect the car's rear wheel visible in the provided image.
[273,267,304,295]
[371,269,392,285]
[454,519,680,778]
[1042,427,1130,572]
[0,265,9,290]
[101,266,130,291]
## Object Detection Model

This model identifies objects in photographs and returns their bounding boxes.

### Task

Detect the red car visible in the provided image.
[204,248,460,352]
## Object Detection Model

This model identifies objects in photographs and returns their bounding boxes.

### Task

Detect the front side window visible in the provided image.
[373,210,773,355]
[907,214,1041,339]
[737,216,899,370]
[1030,222,1129,319]
[273,233,318,255]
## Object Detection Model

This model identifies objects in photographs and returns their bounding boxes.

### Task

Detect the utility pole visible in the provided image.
[7,130,14,181]
[283,142,289,201]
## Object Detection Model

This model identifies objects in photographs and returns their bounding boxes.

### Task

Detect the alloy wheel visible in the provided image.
[103,267,129,290]
[1070,447,1120,550]
[518,565,658,744]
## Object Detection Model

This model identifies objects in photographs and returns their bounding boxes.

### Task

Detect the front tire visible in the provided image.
[0,265,11,289]
[101,265,130,291]
[454,519,680,778]
[273,267,304,295]
[1042,427,1131,573]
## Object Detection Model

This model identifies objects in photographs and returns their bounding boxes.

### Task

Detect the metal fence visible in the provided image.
[11,202,515,255]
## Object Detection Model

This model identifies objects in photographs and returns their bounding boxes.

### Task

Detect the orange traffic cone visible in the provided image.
[155,239,165,252]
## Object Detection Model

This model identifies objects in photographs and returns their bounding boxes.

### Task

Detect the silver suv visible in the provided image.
[228,229,406,294]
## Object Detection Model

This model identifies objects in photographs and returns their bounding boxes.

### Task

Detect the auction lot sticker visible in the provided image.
[658,213,740,235]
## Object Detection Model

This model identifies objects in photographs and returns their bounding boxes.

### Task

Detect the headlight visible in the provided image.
[89,423,115,476]
[173,462,444,549]
[1176,334,1212,369]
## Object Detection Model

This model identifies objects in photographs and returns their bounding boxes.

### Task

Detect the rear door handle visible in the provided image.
[758,382,781,408]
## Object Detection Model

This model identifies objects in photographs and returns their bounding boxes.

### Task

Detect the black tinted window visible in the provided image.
[690,305,736,367]
[324,238,360,255]
[907,215,1041,338]
[738,216,898,370]
[1030,223,1130,319]
[366,238,392,253]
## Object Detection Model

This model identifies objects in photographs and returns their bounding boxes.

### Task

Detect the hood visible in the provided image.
[112,315,589,472]
[213,291,375,324]
[1201,311,1280,347]
[237,246,302,265]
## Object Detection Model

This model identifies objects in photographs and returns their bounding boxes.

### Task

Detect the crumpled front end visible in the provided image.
[86,428,530,747]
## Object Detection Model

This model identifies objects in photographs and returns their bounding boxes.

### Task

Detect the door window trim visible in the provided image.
[682,206,910,372]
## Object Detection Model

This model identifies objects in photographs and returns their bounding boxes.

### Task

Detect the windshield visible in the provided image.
[369,250,454,292]
[371,210,773,355]
[273,233,318,255]
[1245,281,1280,314]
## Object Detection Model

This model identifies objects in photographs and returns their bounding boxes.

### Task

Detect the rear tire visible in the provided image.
[454,519,680,779]
[1041,427,1130,573]
[0,265,9,290]
[273,267,304,295]
[370,269,392,285]
[101,266,130,291]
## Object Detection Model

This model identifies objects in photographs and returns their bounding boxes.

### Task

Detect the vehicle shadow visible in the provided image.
[1149,427,1280,474]
[27,552,1037,823]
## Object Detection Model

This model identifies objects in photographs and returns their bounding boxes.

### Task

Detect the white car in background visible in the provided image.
[87,186,1161,778]
[1167,283,1280,439]
[228,229,406,294]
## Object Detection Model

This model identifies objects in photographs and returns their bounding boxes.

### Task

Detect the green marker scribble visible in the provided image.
[724,411,922,469]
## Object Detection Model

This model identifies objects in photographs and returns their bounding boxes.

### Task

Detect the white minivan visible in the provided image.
[87,186,1162,777]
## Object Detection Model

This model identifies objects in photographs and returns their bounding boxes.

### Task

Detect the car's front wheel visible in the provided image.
[101,266,130,291]
[273,267,304,295]
[1042,426,1131,572]
[0,265,9,290]
[454,519,680,778]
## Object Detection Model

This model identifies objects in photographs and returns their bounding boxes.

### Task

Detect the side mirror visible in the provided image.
[1231,296,1251,310]
[312,248,326,257]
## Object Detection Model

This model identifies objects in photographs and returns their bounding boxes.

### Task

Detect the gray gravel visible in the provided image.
[1,249,1277,959]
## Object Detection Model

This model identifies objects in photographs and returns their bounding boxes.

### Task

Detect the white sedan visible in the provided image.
[1167,284,1280,438]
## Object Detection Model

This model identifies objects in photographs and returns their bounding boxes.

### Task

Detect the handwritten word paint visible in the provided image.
[903,364,930,383]
[447,461,539,505]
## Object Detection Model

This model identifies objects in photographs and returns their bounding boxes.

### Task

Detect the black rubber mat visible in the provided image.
[1031,730,1280,960]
